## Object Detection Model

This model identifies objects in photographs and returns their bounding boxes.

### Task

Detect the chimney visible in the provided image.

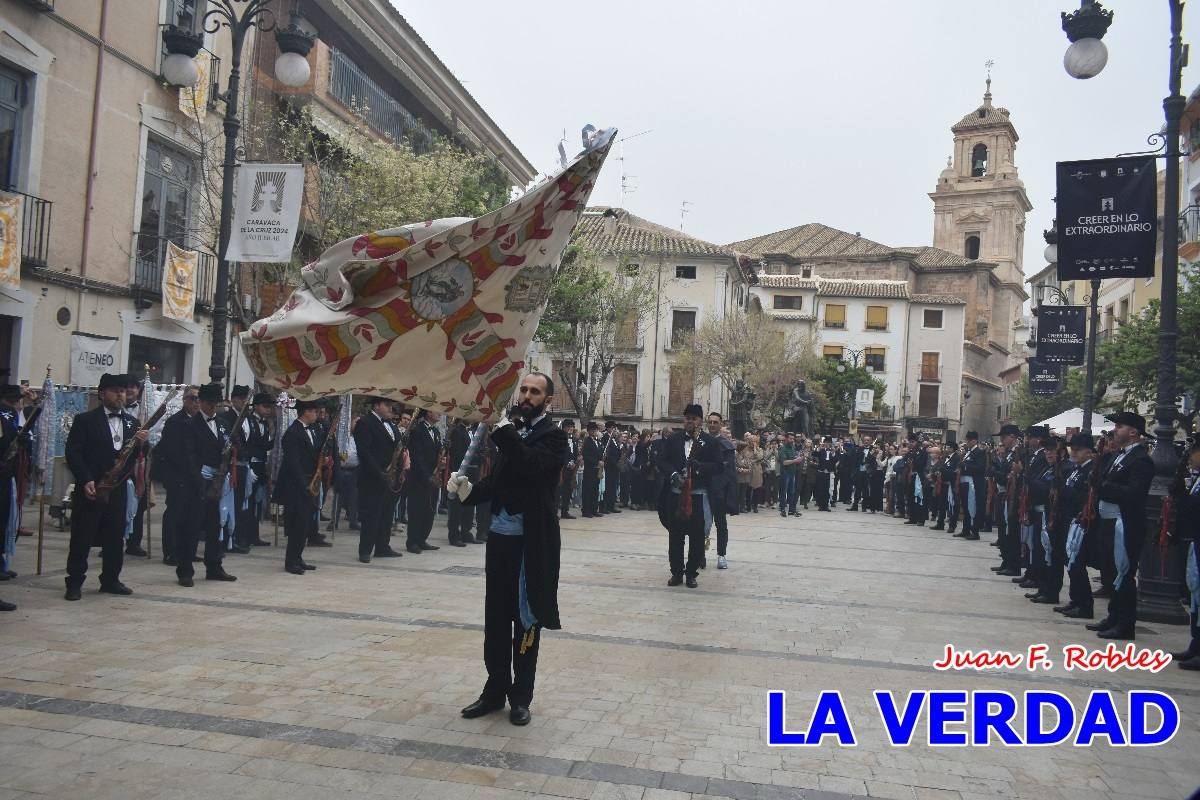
[602,208,618,236]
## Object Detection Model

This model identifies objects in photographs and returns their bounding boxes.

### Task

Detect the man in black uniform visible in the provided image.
[956,432,986,540]
[241,392,275,547]
[990,425,1021,575]
[453,373,567,726]
[121,374,151,558]
[152,385,198,566]
[447,417,474,545]
[1055,432,1097,619]
[177,383,237,586]
[1016,427,1049,588]
[0,384,28,610]
[1025,436,1068,604]
[64,373,149,600]
[353,396,403,562]
[814,437,835,512]
[219,385,253,552]
[558,419,577,520]
[273,399,322,574]
[1084,412,1154,640]
[405,409,442,554]
[601,420,622,514]
[655,404,722,588]
[581,421,603,518]
[929,446,954,530]
[906,437,930,526]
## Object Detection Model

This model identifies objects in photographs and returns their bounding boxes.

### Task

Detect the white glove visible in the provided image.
[494,415,515,431]
[446,471,473,501]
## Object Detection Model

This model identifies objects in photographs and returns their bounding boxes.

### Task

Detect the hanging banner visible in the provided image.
[1028,358,1065,396]
[178,50,211,123]
[224,162,304,263]
[1056,156,1157,280]
[0,192,22,288]
[854,388,875,413]
[162,241,198,322]
[69,332,119,386]
[1035,305,1087,365]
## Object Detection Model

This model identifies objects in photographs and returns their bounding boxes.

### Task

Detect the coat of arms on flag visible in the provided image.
[240,127,616,422]
[162,241,198,322]
[0,192,23,288]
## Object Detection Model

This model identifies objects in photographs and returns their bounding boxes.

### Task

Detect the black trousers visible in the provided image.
[558,470,575,515]
[160,479,190,563]
[1067,541,1094,612]
[667,499,705,578]
[851,472,867,507]
[405,476,435,549]
[1028,512,1047,581]
[711,492,729,556]
[447,495,472,542]
[284,501,315,567]
[1040,518,1068,598]
[1101,519,1141,630]
[959,480,978,536]
[482,533,540,707]
[868,473,884,512]
[234,466,262,547]
[837,472,852,504]
[814,472,831,510]
[475,502,491,542]
[581,473,600,516]
[126,484,148,548]
[66,490,127,589]
[332,467,359,528]
[358,480,394,557]
[996,496,1020,568]
[603,465,619,510]
[908,482,927,523]
[176,489,223,579]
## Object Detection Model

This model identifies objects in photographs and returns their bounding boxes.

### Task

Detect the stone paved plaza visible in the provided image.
[0,503,1198,800]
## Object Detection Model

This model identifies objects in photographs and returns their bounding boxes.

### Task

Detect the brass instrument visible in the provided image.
[308,407,342,498]
[96,389,179,503]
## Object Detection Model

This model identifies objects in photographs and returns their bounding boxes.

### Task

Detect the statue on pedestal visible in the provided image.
[729,379,755,440]
[787,379,814,438]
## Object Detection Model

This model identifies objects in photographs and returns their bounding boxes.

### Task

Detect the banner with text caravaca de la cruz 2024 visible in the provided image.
[1056,156,1158,281]
[224,163,304,264]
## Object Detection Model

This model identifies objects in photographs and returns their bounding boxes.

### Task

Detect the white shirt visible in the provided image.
[1108,441,1143,473]
[106,410,124,451]
[373,411,395,441]
[204,415,218,437]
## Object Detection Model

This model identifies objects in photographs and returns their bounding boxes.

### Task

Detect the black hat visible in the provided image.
[230,384,250,399]
[1044,435,1062,448]
[560,418,576,428]
[0,384,21,400]
[586,420,600,431]
[295,399,323,412]
[1105,411,1148,436]
[604,419,617,428]
[98,373,124,391]
[197,383,223,403]
[252,392,273,406]
[1068,432,1096,450]
[1025,425,1049,438]
[123,374,141,388]
[997,424,1021,437]
[683,403,704,418]
[965,431,979,441]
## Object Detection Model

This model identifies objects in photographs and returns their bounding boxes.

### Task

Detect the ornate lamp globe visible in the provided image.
[1061,1,1114,80]
[161,25,203,87]
[275,22,316,88]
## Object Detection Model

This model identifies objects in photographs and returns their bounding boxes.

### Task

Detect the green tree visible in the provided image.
[808,358,887,434]
[1009,367,1087,428]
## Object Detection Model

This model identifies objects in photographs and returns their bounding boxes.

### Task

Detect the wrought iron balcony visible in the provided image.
[1180,204,1200,253]
[132,234,217,312]
[4,187,52,268]
[328,48,434,153]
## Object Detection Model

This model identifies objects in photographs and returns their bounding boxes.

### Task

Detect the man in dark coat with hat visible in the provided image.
[240,392,275,548]
[558,419,578,520]
[1084,411,1155,639]
[450,373,567,726]
[405,408,442,554]
[354,396,405,562]
[655,404,723,588]
[989,424,1022,575]
[1054,432,1097,619]
[63,373,148,600]
[273,399,323,574]
[152,385,199,565]
[956,431,986,540]
[121,373,152,558]
[0,382,27,610]
[601,420,622,514]
[176,383,237,586]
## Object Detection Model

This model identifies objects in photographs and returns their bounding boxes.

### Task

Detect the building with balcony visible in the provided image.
[0,0,533,387]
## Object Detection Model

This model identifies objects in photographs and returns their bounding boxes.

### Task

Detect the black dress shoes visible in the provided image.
[1053,603,1077,614]
[206,570,237,582]
[359,556,371,564]
[1030,595,1059,604]
[308,539,333,548]
[125,546,148,557]
[99,582,133,595]
[1093,586,1113,598]
[64,585,81,601]
[1063,607,1094,619]
[997,568,1021,576]
[178,576,194,587]
[460,698,505,719]
[561,513,576,520]
[301,562,316,570]
[376,549,403,558]
[406,546,422,554]
[668,575,683,587]
[0,598,14,611]
[420,543,440,551]
[253,539,271,547]
[449,540,467,547]
[685,576,698,588]
[509,705,531,726]
[1097,626,1135,640]
[1085,618,1114,631]
[1024,591,1042,599]
[1018,579,1038,589]
[1171,643,1199,661]
[285,564,305,575]
[231,545,251,555]
[163,557,178,566]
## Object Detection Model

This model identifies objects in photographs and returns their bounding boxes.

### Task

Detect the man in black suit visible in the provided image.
[956,432,986,540]
[122,374,151,558]
[655,404,723,588]
[581,421,603,517]
[1084,412,1155,640]
[176,383,237,586]
[63,373,149,600]
[601,421,623,514]
[151,385,199,566]
[451,373,567,727]
[0,383,28,610]
[447,417,474,545]
[814,437,835,512]
[240,392,275,547]
[558,419,578,520]
[353,396,404,562]
[405,409,442,553]
[219,385,253,551]
[273,399,322,574]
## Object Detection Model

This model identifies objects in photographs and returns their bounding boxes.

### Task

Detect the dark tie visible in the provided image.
[108,412,122,419]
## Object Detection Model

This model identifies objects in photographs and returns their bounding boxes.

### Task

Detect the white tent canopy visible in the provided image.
[1035,407,1115,433]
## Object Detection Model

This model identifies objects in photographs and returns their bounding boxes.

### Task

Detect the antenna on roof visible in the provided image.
[680,201,692,232]
[615,130,652,209]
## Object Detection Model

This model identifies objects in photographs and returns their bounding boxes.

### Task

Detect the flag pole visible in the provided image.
[35,479,45,576]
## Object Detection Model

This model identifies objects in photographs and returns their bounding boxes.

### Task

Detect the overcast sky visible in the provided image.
[396,1,1192,279]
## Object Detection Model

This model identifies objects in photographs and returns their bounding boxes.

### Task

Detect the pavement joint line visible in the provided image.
[0,688,869,800]
[15,586,1191,698]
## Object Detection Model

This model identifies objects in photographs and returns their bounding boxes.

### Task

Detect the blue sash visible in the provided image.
[123,479,138,540]
[914,475,924,505]
[960,476,976,519]
[1034,505,1051,567]
[1098,500,1129,589]
[1186,541,1199,617]
[2,477,16,569]
[1065,520,1086,570]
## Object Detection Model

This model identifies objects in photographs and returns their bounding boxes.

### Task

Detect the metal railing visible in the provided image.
[1181,204,1200,245]
[3,187,52,267]
[328,48,434,153]
[132,234,217,311]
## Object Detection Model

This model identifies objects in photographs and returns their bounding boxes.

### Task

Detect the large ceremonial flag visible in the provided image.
[241,127,615,422]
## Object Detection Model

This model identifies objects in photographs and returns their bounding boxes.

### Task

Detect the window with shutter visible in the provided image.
[864,347,885,371]
[824,304,846,329]
[610,364,637,415]
[671,309,696,348]
[922,309,943,329]
[920,352,940,382]
[865,306,888,331]
[615,312,638,348]
[918,384,940,417]
[668,366,693,417]
[823,345,843,360]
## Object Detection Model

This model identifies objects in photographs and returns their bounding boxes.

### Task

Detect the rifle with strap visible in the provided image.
[2,402,41,465]
[308,407,342,498]
[96,390,179,503]
[207,400,254,501]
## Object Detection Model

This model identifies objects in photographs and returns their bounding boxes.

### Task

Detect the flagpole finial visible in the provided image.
[44,364,51,379]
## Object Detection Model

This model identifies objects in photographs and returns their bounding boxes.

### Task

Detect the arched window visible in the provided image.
[964,234,981,260]
[971,143,988,177]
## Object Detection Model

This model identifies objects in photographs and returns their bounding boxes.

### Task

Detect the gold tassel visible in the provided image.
[704,536,711,551]
[519,625,537,655]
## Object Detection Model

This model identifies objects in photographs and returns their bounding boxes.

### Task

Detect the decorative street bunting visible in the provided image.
[1036,305,1087,365]
[224,163,305,263]
[1029,358,1065,396]
[1056,156,1158,280]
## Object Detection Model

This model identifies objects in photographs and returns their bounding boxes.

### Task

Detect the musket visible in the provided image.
[96,390,179,503]
[207,399,254,500]
[385,426,410,494]
[308,407,342,498]
[2,401,41,465]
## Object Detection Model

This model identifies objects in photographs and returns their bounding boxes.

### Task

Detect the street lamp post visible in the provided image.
[162,0,314,385]
[1060,0,1188,624]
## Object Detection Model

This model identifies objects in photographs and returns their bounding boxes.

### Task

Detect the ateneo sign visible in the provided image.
[1036,305,1087,365]
[1056,156,1158,281]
